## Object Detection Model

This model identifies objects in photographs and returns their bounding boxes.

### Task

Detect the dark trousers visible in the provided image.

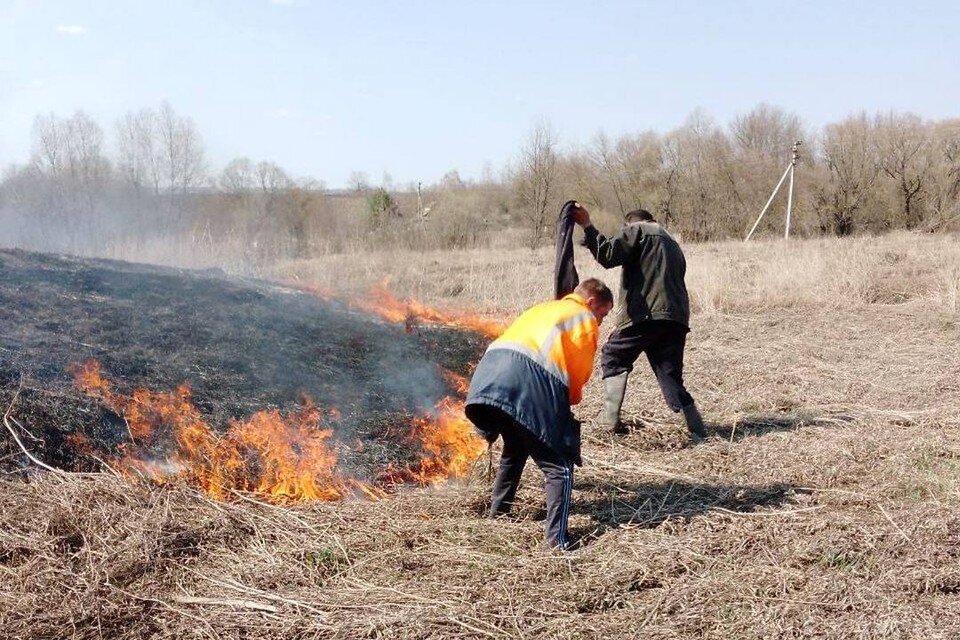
[601,320,694,412]
[488,417,574,550]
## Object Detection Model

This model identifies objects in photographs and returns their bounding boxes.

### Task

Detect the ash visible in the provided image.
[0,249,487,473]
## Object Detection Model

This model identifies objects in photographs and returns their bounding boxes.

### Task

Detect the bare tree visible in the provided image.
[156,102,206,221]
[515,121,558,248]
[30,111,109,220]
[659,131,684,229]
[217,156,257,229]
[256,161,292,194]
[561,146,606,212]
[815,113,880,235]
[614,131,663,215]
[925,119,960,230]
[278,180,323,258]
[874,111,931,228]
[589,132,627,214]
[32,114,67,179]
[347,171,369,192]
[729,105,807,233]
[440,169,466,191]
[666,110,737,239]
[115,102,205,227]
[381,171,395,191]
[116,109,162,199]
[255,160,293,224]
[731,103,804,159]
[220,157,257,195]
[63,111,109,215]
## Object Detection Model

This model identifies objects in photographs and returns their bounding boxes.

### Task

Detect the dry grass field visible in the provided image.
[3,231,960,639]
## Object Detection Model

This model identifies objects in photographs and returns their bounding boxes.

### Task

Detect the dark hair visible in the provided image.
[574,278,614,306]
[624,208,654,223]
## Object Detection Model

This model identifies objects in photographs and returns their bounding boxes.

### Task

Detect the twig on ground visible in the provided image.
[878,503,912,543]
[2,377,68,476]
[172,595,279,614]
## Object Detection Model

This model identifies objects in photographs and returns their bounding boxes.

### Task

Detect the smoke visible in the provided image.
[0,247,486,482]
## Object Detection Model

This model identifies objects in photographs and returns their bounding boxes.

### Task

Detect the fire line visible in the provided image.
[70,359,486,504]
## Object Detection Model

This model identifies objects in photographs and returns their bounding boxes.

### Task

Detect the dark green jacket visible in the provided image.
[583,222,690,329]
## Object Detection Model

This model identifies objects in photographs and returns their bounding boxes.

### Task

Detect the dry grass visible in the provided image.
[269,231,960,318]
[3,231,960,638]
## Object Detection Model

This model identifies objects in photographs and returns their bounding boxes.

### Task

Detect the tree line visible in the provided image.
[1,102,958,268]
[521,106,960,244]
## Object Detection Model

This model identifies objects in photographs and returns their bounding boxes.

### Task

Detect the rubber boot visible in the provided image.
[600,373,629,435]
[682,402,707,443]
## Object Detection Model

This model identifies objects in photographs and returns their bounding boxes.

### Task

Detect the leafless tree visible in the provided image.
[615,131,665,215]
[32,114,67,180]
[116,109,162,198]
[659,131,684,229]
[666,110,737,240]
[64,112,109,214]
[440,169,466,191]
[731,103,804,159]
[924,119,960,230]
[589,132,626,214]
[115,102,206,228]
[873,111,931,228]
[347,171,369,192]
[156,102,206,215]
[256,161,291,195]
[560,147,606,213]
[515,121,558,248]
[220,157,257,194]
[30,111,109,219]
[815,113,880,235]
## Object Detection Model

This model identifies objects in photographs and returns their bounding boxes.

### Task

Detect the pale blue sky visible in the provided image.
[1,0,957,187]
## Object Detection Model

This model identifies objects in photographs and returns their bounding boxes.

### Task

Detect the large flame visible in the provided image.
[72,360,351,501]
[70,360,486,503]
[410,396,487,482]
[291,279,506,338]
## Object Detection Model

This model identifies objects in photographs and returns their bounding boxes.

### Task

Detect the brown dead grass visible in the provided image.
[3,231,960,638]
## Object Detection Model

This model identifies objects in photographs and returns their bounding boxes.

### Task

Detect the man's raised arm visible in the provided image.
[572,204,633,268]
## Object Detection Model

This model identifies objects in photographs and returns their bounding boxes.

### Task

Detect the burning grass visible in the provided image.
[290,278,508,338]
[68,358,485,503]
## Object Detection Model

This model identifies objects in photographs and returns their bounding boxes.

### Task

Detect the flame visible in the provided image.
[72,360,355,502]
[69,360,486,503]
[217,406,344,501]
[441,369,471,395]
[358,282,506,338]
[409,396,486,483]
[289,279,506,338]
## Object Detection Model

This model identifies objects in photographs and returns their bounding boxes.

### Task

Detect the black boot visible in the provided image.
[682,402,707,443]
[600,373,629,435]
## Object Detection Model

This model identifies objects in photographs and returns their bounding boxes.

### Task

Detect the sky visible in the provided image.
[1,0,958,188]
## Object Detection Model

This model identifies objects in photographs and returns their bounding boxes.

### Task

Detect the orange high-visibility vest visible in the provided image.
[486,293,599,405]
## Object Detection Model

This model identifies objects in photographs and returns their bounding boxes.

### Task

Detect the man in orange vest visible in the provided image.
[465,278,614,550]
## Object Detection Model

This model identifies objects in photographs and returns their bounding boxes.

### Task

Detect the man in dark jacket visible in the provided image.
[572,205,707,442]
[465,278,614,550]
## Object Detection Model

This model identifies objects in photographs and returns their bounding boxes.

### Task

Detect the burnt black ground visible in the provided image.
[0,248,486,470]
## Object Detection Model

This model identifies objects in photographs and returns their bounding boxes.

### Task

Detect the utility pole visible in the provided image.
[745,140,802,241]
[416,181,424,225]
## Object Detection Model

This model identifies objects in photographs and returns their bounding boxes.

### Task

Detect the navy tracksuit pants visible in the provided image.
[601,320,694,412]
[488,418,574,550]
